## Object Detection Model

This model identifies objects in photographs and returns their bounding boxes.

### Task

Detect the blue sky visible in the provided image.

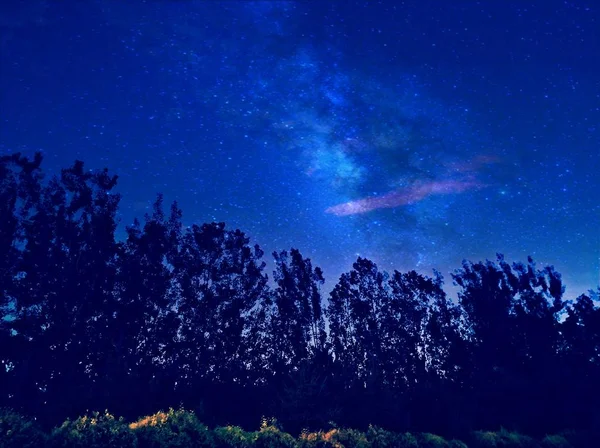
[1,0,598,296]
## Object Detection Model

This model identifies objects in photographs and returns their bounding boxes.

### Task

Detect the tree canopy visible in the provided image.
[1,152,599,438]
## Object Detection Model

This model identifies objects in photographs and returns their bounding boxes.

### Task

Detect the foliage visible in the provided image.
[253,417,297,448]
[418,433,450,448]
[3,406,600,448]
[129,408,214,448]
[553,430,593,448]
[447,441,468,448]
[299,428,371,448]
[364,425,393,448]
[0,408,46,448]
[363,426,419,448]
[328,428,371,448]
[2,153,600,438]
[213,425,255,448]
[49,410,136,448]
[540,434,573,448]
[470,429,539,448]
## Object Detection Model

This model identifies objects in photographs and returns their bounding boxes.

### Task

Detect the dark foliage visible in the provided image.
[1,153,599,439]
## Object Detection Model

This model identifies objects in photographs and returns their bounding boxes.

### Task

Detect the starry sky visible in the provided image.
[1,0,599,296]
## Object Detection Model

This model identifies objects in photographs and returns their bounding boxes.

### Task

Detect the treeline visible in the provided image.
[1,152,599,439]
[0,407,586,448]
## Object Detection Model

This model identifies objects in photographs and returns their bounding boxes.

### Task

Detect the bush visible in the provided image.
[50,410,136,448]
[129,407,213,448]
[330,428,370,448]
[213,425,255,448]
[391,433,419,448]
[540,435,573,448]
[379,432,418,448]
[364,426,418,448]
[448,440,468,448]
[253,417,297,448]
[470,429,539,448]
[555,430,591,448]
[419,433,450,448]
[497,428,537,448]
[298,430,333,448]
[471,431,499,448]
[299,428,370,448]
[365,426,393,448]
[0,408,47,448]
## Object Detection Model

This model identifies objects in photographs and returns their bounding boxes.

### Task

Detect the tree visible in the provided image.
[171,222,269,424]
[508,258,565,433]
[384,270,430,389]
[560,290,600,431]
[419,271,470,436]
[451,255,567,433]
[451,255,519,430]
[3,152,599,437]
[269,248,330,431]
[326,257,399,429]
[422,270,465,382]
[0,152,44,410]
[105,195,182,419]
[9,158,121,426]
[327,257,389,388]
[269,248,327,375]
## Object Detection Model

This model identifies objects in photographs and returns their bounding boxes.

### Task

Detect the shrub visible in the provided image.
[299,428,370,448]
[0,408,47,448]
[419,433,450,448]
[213,425,255,448]
[448,440,469,448]
[298,430,333,448]
[555,430,591,448]
[329,428,370,448]
[394,433,419,448]
[364,426,418,448]
[50,410,136,448]
[540,435,573,448]
[497,428,538,448]
[365,426,393,448]
[471,431,499,448]
[470,429,539,448]
[253,417,297,448]
[130,407,213,448]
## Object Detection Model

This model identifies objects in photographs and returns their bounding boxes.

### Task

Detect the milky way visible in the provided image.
[1,0,598,295]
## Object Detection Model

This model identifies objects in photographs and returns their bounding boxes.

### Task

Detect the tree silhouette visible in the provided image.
[0,153,44,414]
[269,248,330,431]
[171,221,269,424]
[7,157,120,425]
[269,249,326,373]
[102,194,183,419]
[326,257,404,429]
[1,152,599,438]
[560,290,600,431]
[452,255,520,430]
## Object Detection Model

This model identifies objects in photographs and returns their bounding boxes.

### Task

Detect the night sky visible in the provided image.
[1,0,598,296]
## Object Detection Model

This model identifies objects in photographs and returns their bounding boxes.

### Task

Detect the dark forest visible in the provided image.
[1,153,599,442]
